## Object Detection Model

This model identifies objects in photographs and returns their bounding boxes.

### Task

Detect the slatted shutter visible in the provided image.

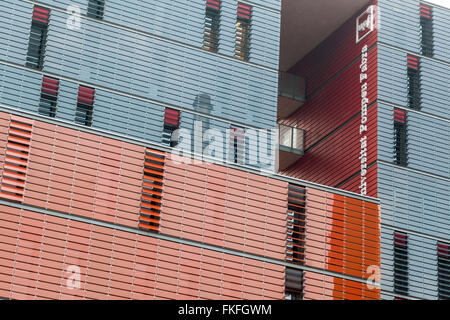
[394,232,408,297]
[420,3,433,57]
[87,0,105,20]
[229,126,245,164]
[438,242,450,300]
[0,117,33,202]
[139,148,166,232]
[162,108,180,147]
[38,76,59,118]
[285,268,304,300]
[235,3,251,61]
[26,6,50,70]
[394,108,407,167]
[286,184,306,264]
[407,55,421,111]
[203,0,221,53]
[75,86,95,127]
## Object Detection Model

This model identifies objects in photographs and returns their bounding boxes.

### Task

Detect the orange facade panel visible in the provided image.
[0,204,284,300]
[303,188,380,280]
[160,158,288,260]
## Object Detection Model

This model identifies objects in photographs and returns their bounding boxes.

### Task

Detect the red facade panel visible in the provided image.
[160,158,288,260]
[340,163,378,198]
[0,204,284,300]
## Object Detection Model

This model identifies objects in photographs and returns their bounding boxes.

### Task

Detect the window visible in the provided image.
[286,184,306,264]
[162,108,180,147]
[139,148,165,233]
[38,76,59,118]
[420,3,433,57]
[203,0,221,53]
[26,6,50,70]
[235,3,251,61]
[229,126,245,164]
[394,232,408,297]
[438,242,450,300]
[87,0,105,19]
[285,268,304,300]
[394,108,407,167]
[75,86,95,127]
[407,55,421,111]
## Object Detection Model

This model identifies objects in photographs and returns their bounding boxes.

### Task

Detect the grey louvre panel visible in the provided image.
[87,0,105,20]
[28,0,280,70]
[38,9,277,129]
[433,7,450,62]
[381,229,442,300]
[379,0,421,54]
[378,163,450,240]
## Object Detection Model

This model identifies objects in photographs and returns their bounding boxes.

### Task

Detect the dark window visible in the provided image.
[394,109,408,167]
[75,86,95,127]
[26,6,50,70]
[287,184,306,264]
[162,108,180,147]
[203,0,221,53]
[394,232,408,297]
[285,268,304,300]
[38,76,59,118]
[420,3,433,57]
[407,55,421,111]
[438,242,450,300]
[230,126,245,164]
[235,3,251,61]
[87,0,105,19]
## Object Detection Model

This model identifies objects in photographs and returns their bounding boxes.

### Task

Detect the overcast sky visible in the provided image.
[426,0,450,8]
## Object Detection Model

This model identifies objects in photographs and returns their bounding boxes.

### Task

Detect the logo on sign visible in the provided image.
[356,5,377,43]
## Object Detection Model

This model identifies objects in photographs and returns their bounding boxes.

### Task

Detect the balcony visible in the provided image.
[277,124,304,171]
[278,71,306,120]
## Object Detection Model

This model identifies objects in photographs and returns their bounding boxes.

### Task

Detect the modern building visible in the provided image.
[0,0,445,301]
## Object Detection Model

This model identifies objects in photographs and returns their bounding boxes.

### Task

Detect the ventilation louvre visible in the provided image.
[162,108,180,147]
[38,76,59,118]
[235,3,251,61]
[75,86,95,127]
[26,6,50,70]
[394,109,408,167]
[203,0,221,53]
[438,242,450,300]
[139,148,166,232]
[394,232,409,297]
[87,0,105,20]
[420,3,433,57]
[286,184,306,265]
[0,116,33,202]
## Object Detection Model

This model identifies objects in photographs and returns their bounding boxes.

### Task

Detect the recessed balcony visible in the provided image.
[278,71,306,120]
[277,124,304,171]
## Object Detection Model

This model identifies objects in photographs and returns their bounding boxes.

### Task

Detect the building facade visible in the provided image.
[280,0,450,300]
[0,0,383,300]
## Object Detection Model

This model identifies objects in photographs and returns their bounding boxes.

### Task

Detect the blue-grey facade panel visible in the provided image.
[433,7,450,62]
[22,0,281,69]
[378,163,450,241]
[378,103,450,178]
[378,45,450,119]
[379,0,421,53]
[381,228,441,300]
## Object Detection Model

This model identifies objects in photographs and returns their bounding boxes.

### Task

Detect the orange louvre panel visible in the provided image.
[139,148,166,232]
[0,117,33,202]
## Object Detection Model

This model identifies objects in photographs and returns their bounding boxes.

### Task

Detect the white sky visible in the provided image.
[426,0,450,8]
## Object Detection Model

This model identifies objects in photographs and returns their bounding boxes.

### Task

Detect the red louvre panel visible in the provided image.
[77,86,95,105]
[237,3,251,20]
[164,108,180,127]
[41,77,59,96]
[394,108,406,124]
[407,55,419,70]
[420,4,431,18]
[438,243,449,258]
[32,6,50,24]
[206,0,220,10]
[394,232,408,248]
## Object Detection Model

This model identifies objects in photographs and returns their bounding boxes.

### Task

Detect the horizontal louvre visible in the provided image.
[438,242,450,300]
[26,6,50,70]
[419,4,431,18]
[38,76,59,118]
[235,3,251,61]
[75,86,95,127]
[229,126,245,164]
[203,0,221,53]
[420,3,433,57]
[406,55,419,70]
[394,232,408,297]
[394,109,408,167]
[407,55,421,111]
[139,148,166,232]
[285,267,304,300]
[0,117,33,202]
[162,108,180,147]
[87,0,105,20]
[164,108,180,127]
[394,108,406,124]
[286,184,306,265]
